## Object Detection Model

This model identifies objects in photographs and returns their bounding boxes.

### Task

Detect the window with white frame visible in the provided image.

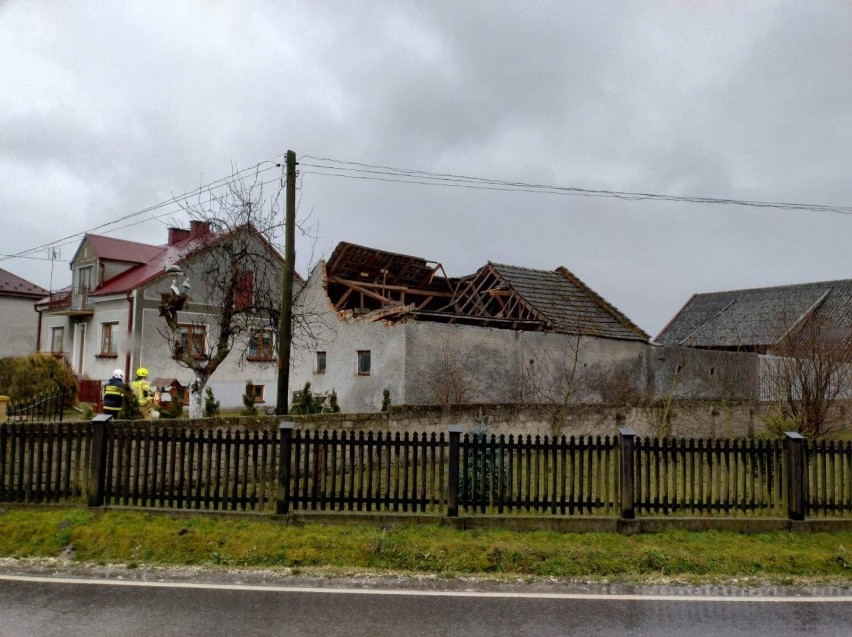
[50,327,64,353]
[316,351,327,374]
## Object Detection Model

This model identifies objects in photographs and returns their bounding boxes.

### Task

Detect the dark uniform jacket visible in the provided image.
[103,377,124,413]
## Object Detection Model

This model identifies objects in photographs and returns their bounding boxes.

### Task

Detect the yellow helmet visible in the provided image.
[136,367,149,378]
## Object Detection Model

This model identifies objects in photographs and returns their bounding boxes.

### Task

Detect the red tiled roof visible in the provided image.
[84,234,165,264]
[91,223,289,296]
[93,241,191,296]
[0,267,48,298]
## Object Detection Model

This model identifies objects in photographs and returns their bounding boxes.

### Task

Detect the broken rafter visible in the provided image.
[333,287,354,310]
[329,276,393,305]
[330,277,453,297]
[455,270,498,315]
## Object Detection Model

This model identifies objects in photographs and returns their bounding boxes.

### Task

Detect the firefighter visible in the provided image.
[102,369,125,417]
[131,367,152,418]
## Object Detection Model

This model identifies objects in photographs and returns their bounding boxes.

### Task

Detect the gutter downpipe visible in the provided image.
[125,290,134,380]
[35,303,43,353]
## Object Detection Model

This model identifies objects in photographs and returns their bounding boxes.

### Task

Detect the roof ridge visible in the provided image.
[84,232,161,249]
[488,261,560,275]
[692,279,852,297]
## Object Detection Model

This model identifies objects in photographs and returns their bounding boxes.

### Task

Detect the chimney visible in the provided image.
[189,220,211,239]
[168,228,191,245]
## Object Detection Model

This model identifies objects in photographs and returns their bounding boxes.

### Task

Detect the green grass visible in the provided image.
[1,507,852,584]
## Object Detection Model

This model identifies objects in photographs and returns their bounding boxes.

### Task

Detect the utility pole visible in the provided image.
[276,150,297,414]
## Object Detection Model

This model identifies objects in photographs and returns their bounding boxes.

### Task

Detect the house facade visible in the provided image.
[0,268,47,358]
[291,242,652,412]
[36,221,284,409]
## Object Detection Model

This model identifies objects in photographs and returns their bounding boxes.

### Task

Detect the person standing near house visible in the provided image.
[131,368,152,418]
[102,369,125,417]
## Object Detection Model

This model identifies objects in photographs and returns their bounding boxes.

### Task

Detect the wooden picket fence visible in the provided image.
[1,418,852,521]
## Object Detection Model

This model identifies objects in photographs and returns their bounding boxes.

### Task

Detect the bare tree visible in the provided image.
[763,312,852,437]
[522,330,587,437]
[158,169,322,418]
[425,337,481,407]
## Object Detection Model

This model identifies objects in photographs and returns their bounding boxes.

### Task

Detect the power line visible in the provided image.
[0,254,69,262]
[299,155,852,216]
[1,157,286,263]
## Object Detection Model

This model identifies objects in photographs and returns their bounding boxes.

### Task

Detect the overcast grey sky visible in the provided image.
[1,1,851,336]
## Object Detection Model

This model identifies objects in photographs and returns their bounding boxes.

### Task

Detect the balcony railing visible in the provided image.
[47,286,94,314]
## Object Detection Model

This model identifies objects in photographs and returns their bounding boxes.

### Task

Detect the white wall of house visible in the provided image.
[0,296,41,358]
[290,264,406,412]
[38,313,72,360]
[84,297,129,382]
[135,265,280,411]
[403,322,647,406]
[291,263,649,412]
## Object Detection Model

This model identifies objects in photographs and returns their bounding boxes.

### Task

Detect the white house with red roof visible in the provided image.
[36,221,286,410]
[0,267,48,358]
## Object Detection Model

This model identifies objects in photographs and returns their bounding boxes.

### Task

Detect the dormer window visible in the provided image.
[76,266,93,292]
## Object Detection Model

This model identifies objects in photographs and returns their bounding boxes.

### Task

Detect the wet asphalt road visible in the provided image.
[1,574,851,637]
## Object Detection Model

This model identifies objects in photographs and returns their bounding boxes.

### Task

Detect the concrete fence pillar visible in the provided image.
[0,396,8,423]
[87,414,113,507]
[447,424,463,518]
[785,431,806,521]
[276,421,295,515]
[618,427,637,520]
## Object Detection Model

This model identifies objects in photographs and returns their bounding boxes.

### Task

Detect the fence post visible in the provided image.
[276,421,295,515]
[618,427,637,520]
[447,424,463,518]
[785,431,806,521]
[87,414,112,507]
[0,396,7,423]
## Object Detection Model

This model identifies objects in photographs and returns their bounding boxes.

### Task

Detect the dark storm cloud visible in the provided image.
[1,0,850,334]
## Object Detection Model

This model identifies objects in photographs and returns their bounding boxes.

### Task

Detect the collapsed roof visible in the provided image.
[324,242,648,342]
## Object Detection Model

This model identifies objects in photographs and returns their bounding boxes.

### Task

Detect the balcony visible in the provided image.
[47,286,94,315]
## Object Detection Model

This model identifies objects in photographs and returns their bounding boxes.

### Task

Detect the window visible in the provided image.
[235,271,254,310]
[50,327,64,353]
[357,350,371,376]
[99,322,119,356]
[247,384,265,403]
[248,329,275,361]
[178,324,207,359]
[316,351,327,374]
[76,266,93,291]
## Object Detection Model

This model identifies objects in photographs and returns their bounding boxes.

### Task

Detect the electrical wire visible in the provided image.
[299,155,852,215]
[1,156,286,262]
[7,149,850,269]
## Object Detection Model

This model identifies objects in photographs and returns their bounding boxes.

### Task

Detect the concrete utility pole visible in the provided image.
[276,150,297,415]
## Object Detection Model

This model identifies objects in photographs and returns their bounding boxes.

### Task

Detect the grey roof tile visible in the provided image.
[490,263,648,341]
[655,280,852,348]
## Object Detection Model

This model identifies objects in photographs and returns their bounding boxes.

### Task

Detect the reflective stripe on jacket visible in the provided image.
[131,379,151,406]
[103,378,124,410]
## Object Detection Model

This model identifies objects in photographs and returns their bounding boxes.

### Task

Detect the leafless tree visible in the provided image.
[425,337,482,408]
[522,330,587,437]
[158,168,324,418]
[763,312,852,437]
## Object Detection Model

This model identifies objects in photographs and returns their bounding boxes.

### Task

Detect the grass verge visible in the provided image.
[1,507,852,584]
